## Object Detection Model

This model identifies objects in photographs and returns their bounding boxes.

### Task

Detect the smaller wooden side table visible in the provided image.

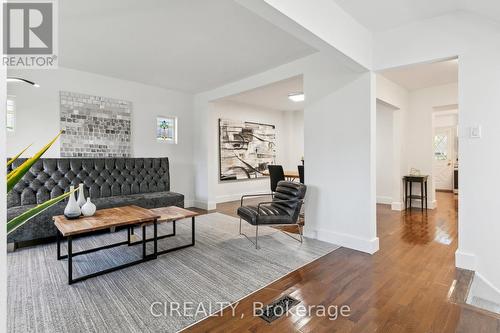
[403,175,428,212]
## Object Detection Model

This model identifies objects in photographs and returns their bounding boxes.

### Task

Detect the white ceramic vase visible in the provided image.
[76,183,86,207]
[64,186,81,219]
[81,197,96,217]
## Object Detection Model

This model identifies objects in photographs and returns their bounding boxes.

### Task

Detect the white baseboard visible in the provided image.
[216,191,270,204]
[376,196,392,205]
[192,200,216,210]
[456,250,476,270]
[391,202,403,211]
[310,228,379,254]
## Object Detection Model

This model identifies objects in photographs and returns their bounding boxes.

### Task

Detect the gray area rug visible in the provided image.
[8,213,339,333]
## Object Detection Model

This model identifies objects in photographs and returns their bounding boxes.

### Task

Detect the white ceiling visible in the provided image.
[58,0,316,93]
[222,75,303,111]
[380,59,458,91]
[333,0,500,32]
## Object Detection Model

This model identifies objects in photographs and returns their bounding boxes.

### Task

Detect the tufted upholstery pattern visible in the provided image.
[7,158,184,244]
[237,181,306,225]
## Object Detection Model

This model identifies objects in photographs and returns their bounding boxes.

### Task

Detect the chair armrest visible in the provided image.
[240,193,274,207]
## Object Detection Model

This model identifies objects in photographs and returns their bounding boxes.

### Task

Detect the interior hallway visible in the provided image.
[186,193,500,332]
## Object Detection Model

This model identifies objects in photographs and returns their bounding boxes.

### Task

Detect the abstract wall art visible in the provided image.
[219,118,276,181]
[59,91,132,157]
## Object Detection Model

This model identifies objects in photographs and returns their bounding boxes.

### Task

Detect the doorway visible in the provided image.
[432,111,458,192]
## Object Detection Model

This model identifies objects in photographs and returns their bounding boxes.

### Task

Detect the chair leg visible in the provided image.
[297,224,303,243]
[255,224,259,249]
[239,218,242,235]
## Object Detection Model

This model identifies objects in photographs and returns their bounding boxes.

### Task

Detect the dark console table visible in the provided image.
[403,175,428,211]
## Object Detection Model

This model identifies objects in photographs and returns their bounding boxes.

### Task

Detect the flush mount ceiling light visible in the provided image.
[7,77,40,87]
[288,92,304,102]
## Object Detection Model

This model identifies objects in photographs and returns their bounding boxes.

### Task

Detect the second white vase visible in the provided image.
[76,184,86,207]
[81,197,96,217]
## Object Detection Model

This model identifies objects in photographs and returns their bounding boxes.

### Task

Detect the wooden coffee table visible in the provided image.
[54,205,160,284]
[148,206,199,255]
[54,205,199,284]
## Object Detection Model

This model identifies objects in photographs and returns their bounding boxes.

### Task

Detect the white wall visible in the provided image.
[7,67,196,206]
[376,75,409,210]
[211,100,303,203]
[195,52,378,254]
[373,10,500,295]
[373,11,500,71]
[458,43,500,289]
[433,113,458,128]
[261,0,372,69]
[406,83,458,207]
[376,103,394,204]
[305,71,378,253]
[283,110,304,169]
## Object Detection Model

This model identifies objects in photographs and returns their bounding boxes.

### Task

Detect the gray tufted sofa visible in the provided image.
[7,157,184,246]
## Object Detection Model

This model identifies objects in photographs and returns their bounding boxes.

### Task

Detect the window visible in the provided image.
[433,134,448,160]
[156,116,178,143]
[6,95,15,132]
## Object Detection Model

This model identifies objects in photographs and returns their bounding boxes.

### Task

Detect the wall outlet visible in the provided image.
[470,125,481,138]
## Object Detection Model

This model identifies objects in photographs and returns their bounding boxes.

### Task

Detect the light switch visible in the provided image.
[470,125,481,138]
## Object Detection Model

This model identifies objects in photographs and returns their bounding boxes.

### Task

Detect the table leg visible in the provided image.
[425,181,428,210]
[154,219,158,257]
[57,230,61,260]
[127,226,131,245]
[404,180,408,210]
[192,216,195,246]
[421,181,424,212]
[68,236,73,285]
[153,220,158,258]
[142,225,146,259]
[409,181,413,210]
[173,220,176,235]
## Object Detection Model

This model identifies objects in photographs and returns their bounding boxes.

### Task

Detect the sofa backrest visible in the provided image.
[7,158,170,208]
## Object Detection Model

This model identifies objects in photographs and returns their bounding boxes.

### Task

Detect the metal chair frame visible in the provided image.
[239,194,304,249]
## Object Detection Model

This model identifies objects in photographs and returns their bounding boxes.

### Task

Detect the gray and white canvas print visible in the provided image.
[60,91,132,157]
[219,118,276,181]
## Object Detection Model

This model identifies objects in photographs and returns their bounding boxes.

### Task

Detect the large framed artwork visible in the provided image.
[60,91,132,157]
[219,118,276,181]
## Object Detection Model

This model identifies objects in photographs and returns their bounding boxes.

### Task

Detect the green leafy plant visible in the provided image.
[7,131,77,235]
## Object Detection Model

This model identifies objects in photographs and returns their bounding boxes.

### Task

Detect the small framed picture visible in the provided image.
[156,116,178,143]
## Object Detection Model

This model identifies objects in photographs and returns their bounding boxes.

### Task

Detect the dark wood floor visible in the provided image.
[185,193,500,332]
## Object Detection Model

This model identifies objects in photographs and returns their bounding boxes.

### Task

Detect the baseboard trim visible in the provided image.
[309,228,379,254]
[216,191,271,204]
[192,200,216,210]
[456,250,476,271]
[376,196,392,205]
[391,202,403,211]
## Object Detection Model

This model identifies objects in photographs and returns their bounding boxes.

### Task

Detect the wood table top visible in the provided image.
[262,170,300,179]
[53,205,160,236]
[149,206,200,223]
